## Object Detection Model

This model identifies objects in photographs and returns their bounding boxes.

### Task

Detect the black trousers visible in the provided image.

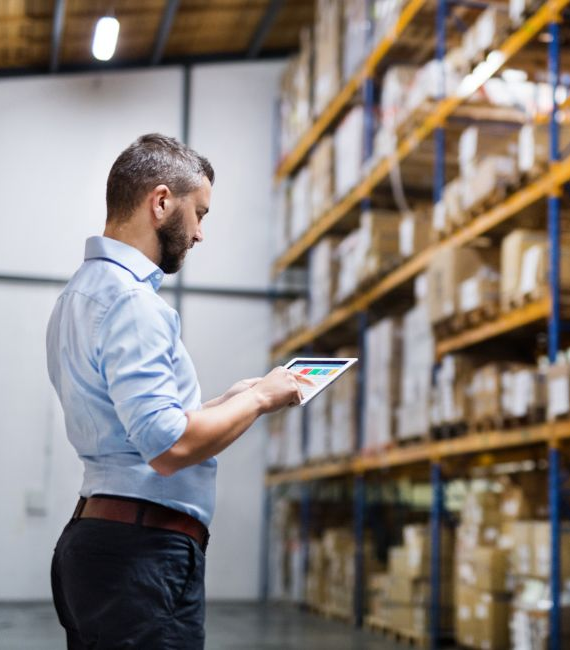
[51,517,206,650]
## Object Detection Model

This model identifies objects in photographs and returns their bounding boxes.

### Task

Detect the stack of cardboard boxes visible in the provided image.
[313,0,343,117]
[278,28,312,159]
[367,524,454,640]
[271,298,308,348]
[329,348,359,457]
[455,488,511,649]
[306,527,380,619]
[309,236,341,326]
[342,0,369,81]
[309,135,335,221]
[431,354,473,430]
[426,244,500,328]
[500,229,570,310]
[397,276,435,440]
[363,317,401,451]
[334,210,401,304]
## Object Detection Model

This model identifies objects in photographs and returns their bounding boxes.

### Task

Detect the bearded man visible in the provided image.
[46,133,305,650]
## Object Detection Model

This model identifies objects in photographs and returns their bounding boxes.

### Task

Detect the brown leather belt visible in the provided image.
[72,495,210,553]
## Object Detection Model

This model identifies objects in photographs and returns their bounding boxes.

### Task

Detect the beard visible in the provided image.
[156,205,192,274]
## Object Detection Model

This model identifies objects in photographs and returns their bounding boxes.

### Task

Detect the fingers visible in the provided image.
[293,372,316,387]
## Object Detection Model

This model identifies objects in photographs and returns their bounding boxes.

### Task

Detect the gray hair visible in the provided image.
[106,133,214,222]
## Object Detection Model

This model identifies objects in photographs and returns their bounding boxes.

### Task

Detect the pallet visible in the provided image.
[396,433,431,447]
[431,421,468,440]
[469,410,545,433]
[433,314,464,339]
[365,617,429,647]
[453,301,500,330]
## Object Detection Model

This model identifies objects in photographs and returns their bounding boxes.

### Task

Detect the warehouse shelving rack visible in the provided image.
[264,1,570,649]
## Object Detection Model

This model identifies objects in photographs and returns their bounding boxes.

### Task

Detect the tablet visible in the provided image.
[284,357,358,406]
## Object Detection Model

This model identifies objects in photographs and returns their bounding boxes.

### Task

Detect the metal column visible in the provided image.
[430,1,446,648]
[300,345,313,603]
[430,462,444,650]
[354,311,368,626]
[548,17,562,650]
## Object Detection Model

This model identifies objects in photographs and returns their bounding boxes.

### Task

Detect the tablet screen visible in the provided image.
[285,357,358,405]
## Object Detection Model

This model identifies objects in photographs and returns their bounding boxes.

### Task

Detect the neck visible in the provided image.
[104,218,160,265]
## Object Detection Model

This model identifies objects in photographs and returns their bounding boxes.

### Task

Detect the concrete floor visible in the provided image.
[0,601,414,649]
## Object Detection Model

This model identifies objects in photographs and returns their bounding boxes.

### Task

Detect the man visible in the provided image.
[46,133,306,649]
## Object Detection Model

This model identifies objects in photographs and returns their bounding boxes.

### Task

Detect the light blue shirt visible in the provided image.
[46,236,217,526]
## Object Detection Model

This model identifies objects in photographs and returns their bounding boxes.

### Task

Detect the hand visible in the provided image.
[252,366,314,414]
[223,377,262,401]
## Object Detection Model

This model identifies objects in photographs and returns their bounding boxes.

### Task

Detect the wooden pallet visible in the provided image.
[453,301,500,330]
[431,421,469,440]
[365,617,429,647]
[469,410,545,433]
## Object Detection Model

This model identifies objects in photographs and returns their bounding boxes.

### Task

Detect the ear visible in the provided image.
[150,184,171,226]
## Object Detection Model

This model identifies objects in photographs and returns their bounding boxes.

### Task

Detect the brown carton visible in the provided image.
[427,245,499,324]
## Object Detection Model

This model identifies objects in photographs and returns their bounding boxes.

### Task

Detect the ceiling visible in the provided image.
[0,0,314,75]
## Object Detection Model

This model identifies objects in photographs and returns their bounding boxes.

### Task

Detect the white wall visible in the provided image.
[185,61,283,599]
[0,60,282,600]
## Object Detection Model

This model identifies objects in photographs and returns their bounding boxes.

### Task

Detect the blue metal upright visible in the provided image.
[354,311,368,626]
[430,462,444,650]
[300,346,312,594]
[430,1,446,648]
[548,17,562,650]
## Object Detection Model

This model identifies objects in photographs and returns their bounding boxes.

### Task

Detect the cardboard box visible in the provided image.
[510,521,534,576]
[342,0,369,81]
[547,358,570,420]
[309,236,342,326]
[309,136,335,222]
[290,166,311,241]
[364,318,401,450]
[399,210,431,258]
[398,302,434,440]
[458,267,500,314]
[472,547,509,593]
[500,230,546,309]
[359,210,401,282]
[432,354,474,426]
[456,585,510,649]
[501,364,545,419]
[532,522,570,580]
[518,123,570,178]
[469,363,504,423]
[329,347,358,457]
[459,125,519,181]
[334,105,364,198]
[461,155,518,215]
[426,245,499,324]
[279,28,312,157]
[314,0,342,117]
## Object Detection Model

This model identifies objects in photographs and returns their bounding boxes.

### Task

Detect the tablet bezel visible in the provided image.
[284,357,358,406]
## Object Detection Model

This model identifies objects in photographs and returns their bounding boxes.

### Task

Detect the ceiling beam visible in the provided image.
[150,0,181,66]
[49,0,67,73]
[247,0,286,59]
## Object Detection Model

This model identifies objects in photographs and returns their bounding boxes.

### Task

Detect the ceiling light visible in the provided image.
[92,16,120,62]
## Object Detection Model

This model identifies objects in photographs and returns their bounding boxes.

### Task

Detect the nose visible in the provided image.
[194,226,204,243]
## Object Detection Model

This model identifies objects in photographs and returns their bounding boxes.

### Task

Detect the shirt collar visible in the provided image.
[84,236,165,291]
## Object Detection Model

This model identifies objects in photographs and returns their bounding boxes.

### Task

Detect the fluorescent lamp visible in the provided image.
[92,16,120,61]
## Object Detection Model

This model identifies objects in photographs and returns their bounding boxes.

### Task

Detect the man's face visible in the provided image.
[157,176,211,274]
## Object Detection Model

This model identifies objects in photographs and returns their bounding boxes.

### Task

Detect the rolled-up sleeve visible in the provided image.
[97,289,187,463]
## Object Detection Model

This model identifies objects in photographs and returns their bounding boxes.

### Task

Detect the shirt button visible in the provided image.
[154,273,161,280]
